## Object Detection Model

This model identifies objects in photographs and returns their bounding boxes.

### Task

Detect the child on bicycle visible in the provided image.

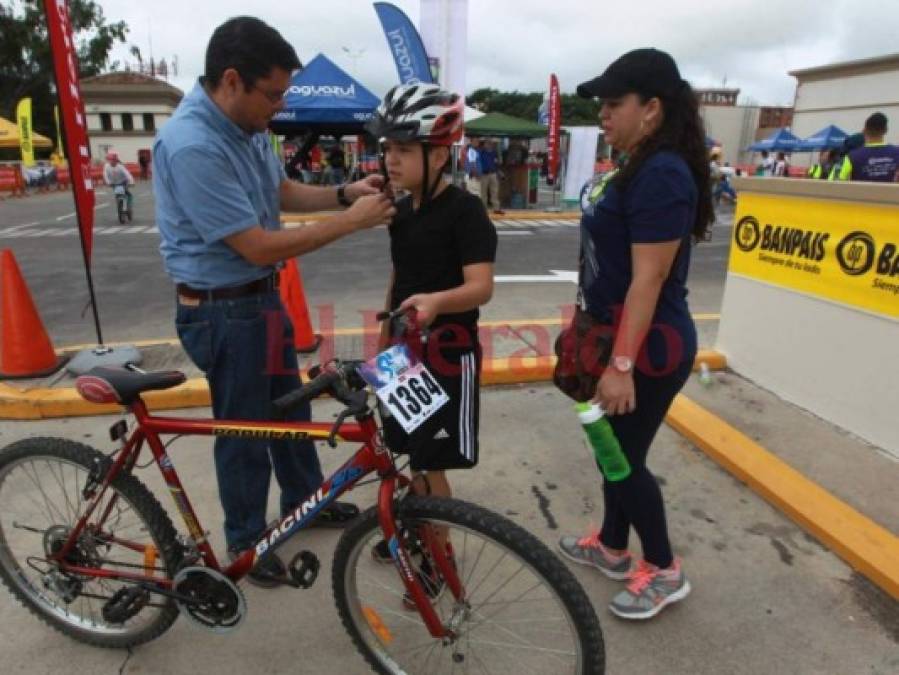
[365,84,497,602]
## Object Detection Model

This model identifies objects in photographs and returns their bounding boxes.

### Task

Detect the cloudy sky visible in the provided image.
[98,0,898,106]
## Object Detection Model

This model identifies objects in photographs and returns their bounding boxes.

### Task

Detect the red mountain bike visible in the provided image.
[0,312,605,674]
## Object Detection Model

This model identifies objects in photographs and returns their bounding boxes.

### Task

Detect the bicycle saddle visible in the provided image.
[76,366,186,405]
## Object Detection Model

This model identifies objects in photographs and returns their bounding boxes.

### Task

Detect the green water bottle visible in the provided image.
[575,402,631,481]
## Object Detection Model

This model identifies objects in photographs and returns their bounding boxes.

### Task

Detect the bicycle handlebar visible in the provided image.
[272,367,341,413]
[272,310,419,442]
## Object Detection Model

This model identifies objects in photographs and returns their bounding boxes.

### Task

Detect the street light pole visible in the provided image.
[341,46,366,77]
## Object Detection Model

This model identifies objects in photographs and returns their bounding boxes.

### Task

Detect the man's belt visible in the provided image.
[176,274,278,302]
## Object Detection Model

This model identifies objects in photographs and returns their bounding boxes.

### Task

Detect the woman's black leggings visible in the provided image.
[599,358,693,569]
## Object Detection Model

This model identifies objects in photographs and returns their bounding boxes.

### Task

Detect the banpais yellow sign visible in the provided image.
[729,193,899,320]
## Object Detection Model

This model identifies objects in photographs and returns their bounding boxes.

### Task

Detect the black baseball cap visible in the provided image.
[577,48,685,100]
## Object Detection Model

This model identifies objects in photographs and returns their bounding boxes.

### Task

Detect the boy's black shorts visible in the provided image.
[381,348,480,472]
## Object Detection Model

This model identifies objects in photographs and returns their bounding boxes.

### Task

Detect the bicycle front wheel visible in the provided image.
[332,496,605,674]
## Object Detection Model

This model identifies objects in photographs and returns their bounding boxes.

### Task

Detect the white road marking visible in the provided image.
[494,269,578,284]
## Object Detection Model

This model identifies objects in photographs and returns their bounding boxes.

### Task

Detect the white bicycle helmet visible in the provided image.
[367,83,464,146]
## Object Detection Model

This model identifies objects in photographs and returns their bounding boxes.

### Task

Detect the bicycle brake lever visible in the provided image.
[328,408,355,448]
[327,391,370,448]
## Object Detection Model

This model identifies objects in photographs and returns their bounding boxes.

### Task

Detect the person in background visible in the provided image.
[757,149,775,176]
[103,151,135,211]
[138,152,150,180]
[326,144,347,185]
[808,149,838,180]
[829,133,865,180]
[478,139,502,213]
[838,112,899,182]
[773,151,788,176]
[464,140,481,194]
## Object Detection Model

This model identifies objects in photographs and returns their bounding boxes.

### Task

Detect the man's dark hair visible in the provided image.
[204,17,301,89]
[864,112,888,135]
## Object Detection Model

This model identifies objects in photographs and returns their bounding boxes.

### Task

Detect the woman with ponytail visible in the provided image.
[557,48,714,620]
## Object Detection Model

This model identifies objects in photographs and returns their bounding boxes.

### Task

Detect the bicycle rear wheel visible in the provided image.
[332,496,605,674]
[0,437,181,648]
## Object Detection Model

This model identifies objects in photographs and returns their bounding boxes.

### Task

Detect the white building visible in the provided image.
[698,88,794,167]
[790,52,899,143]
[81,72,183,165]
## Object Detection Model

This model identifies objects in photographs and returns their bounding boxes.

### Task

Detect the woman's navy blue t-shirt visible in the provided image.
[580,150,698,371]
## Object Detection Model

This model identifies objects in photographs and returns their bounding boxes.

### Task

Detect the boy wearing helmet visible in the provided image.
[366,84,498,598]
[103,151,135,210]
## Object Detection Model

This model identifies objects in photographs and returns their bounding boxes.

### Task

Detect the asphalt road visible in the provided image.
[0,184,735,348]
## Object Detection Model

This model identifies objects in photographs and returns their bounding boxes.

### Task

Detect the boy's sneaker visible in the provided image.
[371,538,393,564]
[558,530,632,580]
[228,549,288,589]
[371,528,424,565]
[609,558,691,620]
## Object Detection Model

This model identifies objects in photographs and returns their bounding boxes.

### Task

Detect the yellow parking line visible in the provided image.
[667,395,899,600]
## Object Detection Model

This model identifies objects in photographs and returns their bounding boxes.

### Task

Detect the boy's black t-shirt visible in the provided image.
[389,185,497,344]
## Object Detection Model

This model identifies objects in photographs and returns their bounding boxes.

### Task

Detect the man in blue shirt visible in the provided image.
[154,17,395,586]
[477,140,502,212]
[838,112,899,182]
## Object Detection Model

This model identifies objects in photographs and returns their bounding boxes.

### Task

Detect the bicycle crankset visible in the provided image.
[102,586,150,623]
[172,566,246,634]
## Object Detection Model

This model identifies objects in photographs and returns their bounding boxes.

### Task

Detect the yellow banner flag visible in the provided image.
[16,97,35,166]
[54,105,65,161]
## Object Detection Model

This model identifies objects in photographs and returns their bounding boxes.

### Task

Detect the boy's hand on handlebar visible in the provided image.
[345,193,396,230]
[398,294,440,327]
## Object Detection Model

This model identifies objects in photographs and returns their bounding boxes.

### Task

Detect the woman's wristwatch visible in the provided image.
[610,356,634,374]
[336,184,352,207]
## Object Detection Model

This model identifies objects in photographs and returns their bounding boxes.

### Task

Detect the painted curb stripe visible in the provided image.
[0,351,726,419]
[666,394,899,600]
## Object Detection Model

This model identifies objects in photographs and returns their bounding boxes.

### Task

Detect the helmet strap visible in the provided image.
[419,144,445,211]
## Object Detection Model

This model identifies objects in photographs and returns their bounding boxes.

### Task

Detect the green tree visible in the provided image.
[467,87,600,126]
[0,1,128,142]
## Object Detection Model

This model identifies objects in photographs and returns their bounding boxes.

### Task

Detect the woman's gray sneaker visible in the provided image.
[558,532,632,580]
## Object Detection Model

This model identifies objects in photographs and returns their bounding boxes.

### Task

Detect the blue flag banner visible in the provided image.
[374,2,435,85]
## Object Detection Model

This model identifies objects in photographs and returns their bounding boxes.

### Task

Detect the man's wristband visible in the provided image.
[336,184,352,207]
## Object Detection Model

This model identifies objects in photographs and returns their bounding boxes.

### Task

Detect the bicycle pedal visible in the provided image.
[287,551,319,589]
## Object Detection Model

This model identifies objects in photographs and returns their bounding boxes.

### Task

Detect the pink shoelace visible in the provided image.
[626,560,659,594]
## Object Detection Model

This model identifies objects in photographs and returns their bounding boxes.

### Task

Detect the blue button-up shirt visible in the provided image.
[153,81,286,288]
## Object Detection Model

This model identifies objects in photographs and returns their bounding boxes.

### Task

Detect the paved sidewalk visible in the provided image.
[0,384,896,674]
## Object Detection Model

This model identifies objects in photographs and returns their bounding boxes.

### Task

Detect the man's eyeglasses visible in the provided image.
[250,83,287,105]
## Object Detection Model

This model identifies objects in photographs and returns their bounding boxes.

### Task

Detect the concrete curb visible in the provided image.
[0,350,727,420]
[667,394,899,600]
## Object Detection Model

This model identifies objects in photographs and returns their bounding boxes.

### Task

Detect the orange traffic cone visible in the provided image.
[0,249,68,379]
[279,258,321,353]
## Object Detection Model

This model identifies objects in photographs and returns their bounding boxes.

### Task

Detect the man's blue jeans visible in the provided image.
[176,290,323,552]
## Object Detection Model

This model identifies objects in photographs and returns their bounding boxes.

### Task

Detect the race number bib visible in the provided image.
[359,345,449,434]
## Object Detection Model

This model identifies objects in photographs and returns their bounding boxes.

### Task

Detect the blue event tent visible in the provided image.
[746,128,801,152]
[796,124,848,151]
[269,53,380,134]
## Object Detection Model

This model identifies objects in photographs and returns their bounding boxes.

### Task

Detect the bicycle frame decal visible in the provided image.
[211,424,342,442]
[168,486,205,542]
[254,463,366,557]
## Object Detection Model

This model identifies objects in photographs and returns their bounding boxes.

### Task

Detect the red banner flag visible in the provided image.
[547,74,562,184]
[44,0,95,264]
